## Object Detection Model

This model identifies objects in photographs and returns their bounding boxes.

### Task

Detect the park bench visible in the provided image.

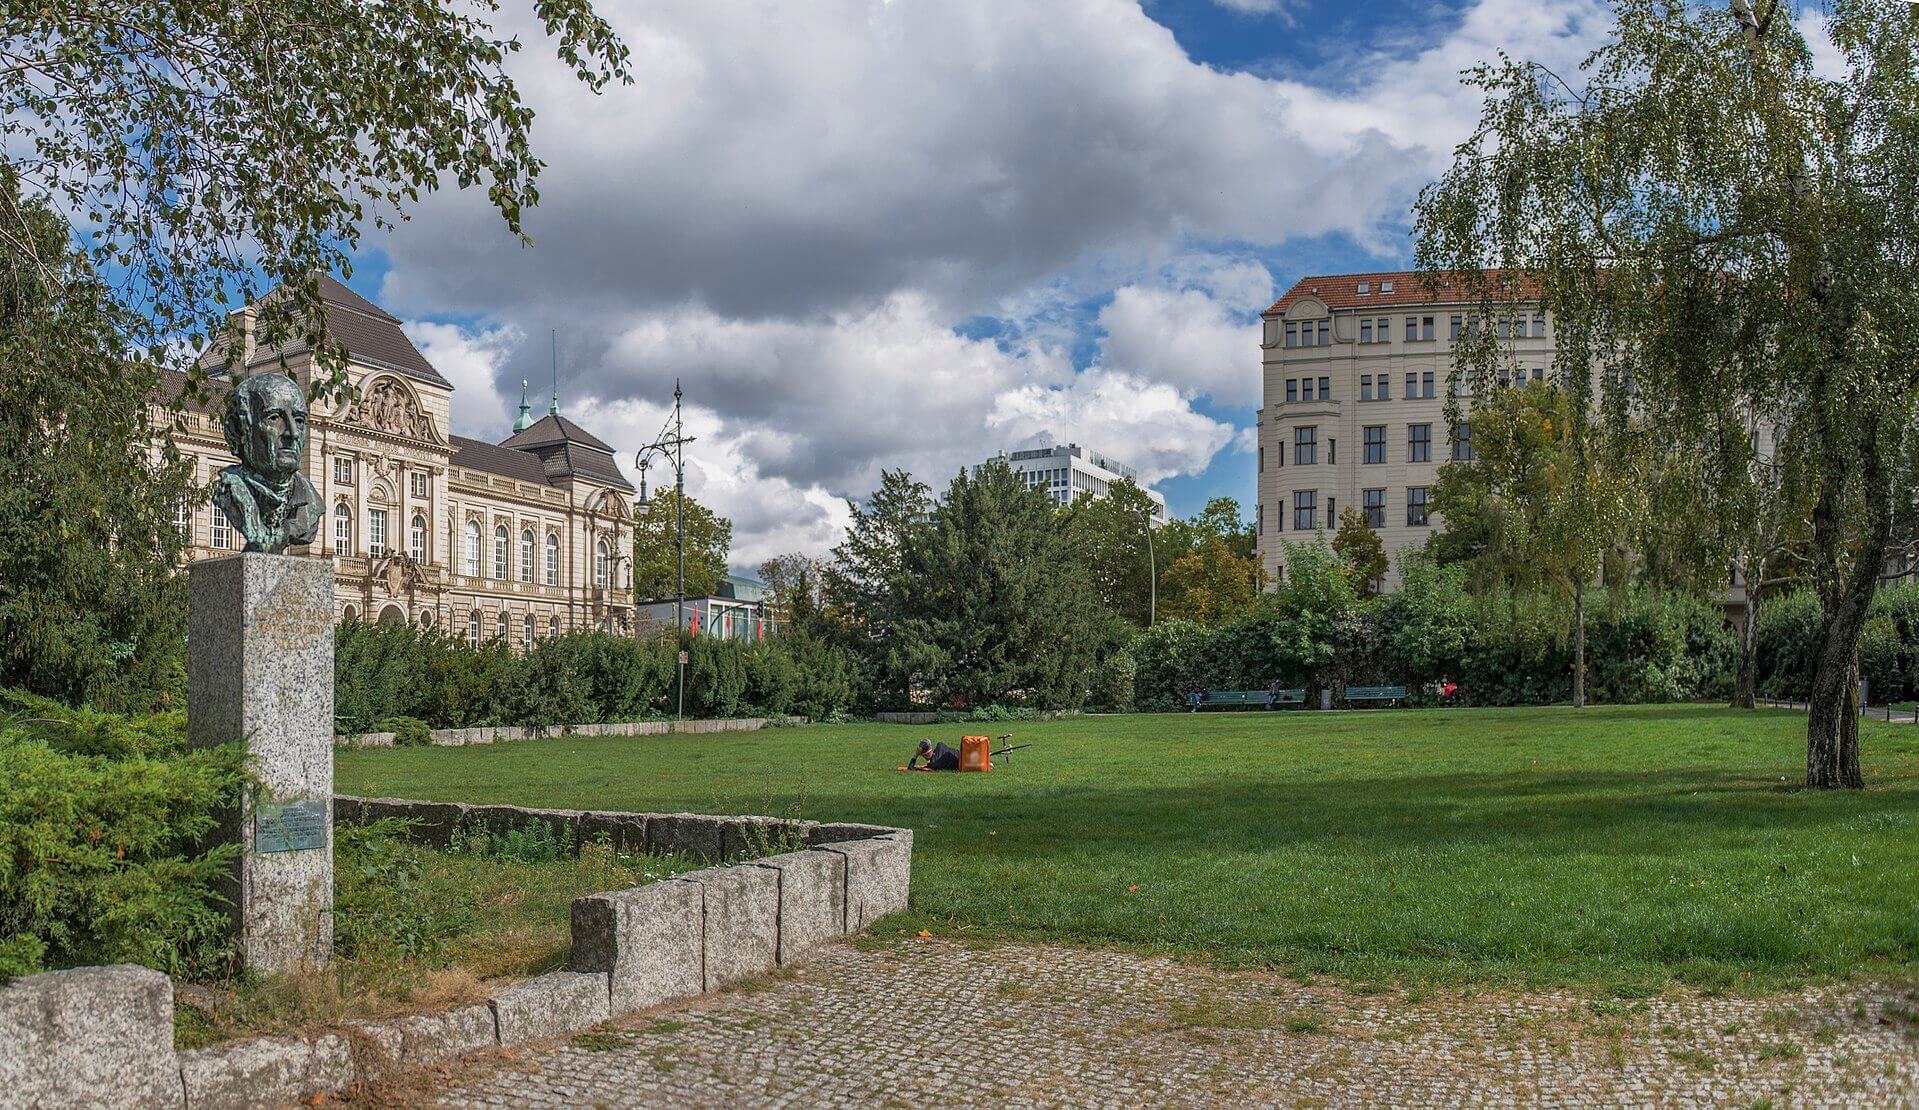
[1196,689,1304,710]
[1344,685,1407,707]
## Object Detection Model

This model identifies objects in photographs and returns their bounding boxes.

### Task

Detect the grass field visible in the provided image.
[337,705,1919,994]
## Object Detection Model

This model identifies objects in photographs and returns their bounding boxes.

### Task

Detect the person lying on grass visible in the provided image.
[907,739,961,771]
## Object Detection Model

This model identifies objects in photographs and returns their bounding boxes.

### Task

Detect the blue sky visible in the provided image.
[339,0,1608,569]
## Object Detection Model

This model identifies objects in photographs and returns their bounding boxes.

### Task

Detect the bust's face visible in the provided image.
[241,376,309,478]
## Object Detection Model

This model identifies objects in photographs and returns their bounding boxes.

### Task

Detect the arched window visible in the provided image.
[410,514,427,561]
[519,529,534,582]
[334,503,353,554]
[462,520,481,576]
[549,616,561,638]
[497,612,510,640]
[493,524,509,579]
[342,604,358,624]
[594,538,610,588]
[523,614,535,645]
[466,610,481,645]
[545,534,559,586]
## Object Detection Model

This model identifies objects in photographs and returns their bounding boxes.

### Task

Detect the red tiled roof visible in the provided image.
[1265,270,1544,315]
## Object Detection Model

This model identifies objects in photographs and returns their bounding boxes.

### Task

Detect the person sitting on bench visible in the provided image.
[908,739,962,771]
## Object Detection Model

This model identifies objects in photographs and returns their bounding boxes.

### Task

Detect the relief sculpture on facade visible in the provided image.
[352,377,439,442]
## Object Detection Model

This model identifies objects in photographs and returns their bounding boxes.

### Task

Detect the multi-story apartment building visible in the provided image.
[155,275,639,643]
[984,444,1170,525]
[1255,271,1551,589]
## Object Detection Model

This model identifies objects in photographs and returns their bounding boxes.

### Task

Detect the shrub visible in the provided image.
[377,715,433,748]
[1091,650,1136,710]
[0,692,243,981]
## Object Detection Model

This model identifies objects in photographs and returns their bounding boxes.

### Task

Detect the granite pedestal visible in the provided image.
[188,552,335,975]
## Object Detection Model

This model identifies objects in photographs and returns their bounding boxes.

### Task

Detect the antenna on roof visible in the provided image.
[549,330,559,416]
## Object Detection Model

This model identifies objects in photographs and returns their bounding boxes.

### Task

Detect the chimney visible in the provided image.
[228,306,257,372]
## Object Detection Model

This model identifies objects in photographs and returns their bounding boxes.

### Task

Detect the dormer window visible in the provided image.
[1380,281,1394,293]
[1356,282,1371,295]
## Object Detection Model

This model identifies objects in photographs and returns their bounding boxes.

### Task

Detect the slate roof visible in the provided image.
[450,435,554,486]
[499,412,618,455]
[197,274,452,390]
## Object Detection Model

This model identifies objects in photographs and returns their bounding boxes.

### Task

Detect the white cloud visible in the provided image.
[368,0,1616,561]
[404,320,524,442]
[1096,257,1274,405]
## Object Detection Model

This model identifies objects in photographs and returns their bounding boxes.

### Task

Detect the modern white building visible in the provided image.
[984,444,1169,525]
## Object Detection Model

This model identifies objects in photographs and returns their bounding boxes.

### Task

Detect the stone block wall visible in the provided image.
[336,716,805,750]
[1,799,909,1107]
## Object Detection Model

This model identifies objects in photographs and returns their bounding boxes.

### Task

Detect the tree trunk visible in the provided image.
[1733,582,1760,710]
[1805,562,1871,788]
[1573,587,1586,710]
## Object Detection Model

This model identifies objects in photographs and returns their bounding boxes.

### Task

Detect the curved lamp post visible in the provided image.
[635,381,696,720]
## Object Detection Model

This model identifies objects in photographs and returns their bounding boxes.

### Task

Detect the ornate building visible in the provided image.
[156,276,637,643]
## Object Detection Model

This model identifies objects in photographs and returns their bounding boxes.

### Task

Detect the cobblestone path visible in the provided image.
[393,940,1919,1107]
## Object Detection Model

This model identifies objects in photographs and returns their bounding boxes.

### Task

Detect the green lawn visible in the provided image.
[337,706,1919,994]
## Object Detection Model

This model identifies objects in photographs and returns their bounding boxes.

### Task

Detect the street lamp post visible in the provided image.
[635,381,696,721]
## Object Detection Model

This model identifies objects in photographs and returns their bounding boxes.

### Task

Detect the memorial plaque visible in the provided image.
[255,798,329,854]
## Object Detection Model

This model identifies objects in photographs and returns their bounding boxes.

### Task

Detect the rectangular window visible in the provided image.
[1375,373,1389,401]
[1285,379,1298,403]
[369,508,388,557]
[1362,425,1385,464]
[1328,438,1337,466]
[1407,486,1431,526]
[1360,319,1373,344]
[1452,422,1476,462]
[1405,315,1419,341]
[1316,320,1329,346]
[173,500,191,541]
[211,512,232,551]
[1376,316,1390,340]
[333,457,353,485]
[1360,375,1373,401]
[1404,371,1417,398]
[1408,423,1432,463]
[1293,426,1317,466]
[1318,376,1329,399]
[1420,316,1435,340]
[1301,377,1314,402]
[1258,445,1265,472]
[409,471,428,499]
[1292,489,1318,531]
[1421,371,1435,398]
[1257,503,1264,534]
[1363,487,1386,528]
[1533,314,1548,338]
[1450,314,1463,339]
[1284,322,1298,348]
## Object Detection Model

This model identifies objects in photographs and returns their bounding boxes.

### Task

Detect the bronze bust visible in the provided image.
[212,374,322,553]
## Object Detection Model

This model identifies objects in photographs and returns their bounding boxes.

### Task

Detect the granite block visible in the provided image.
[818,836,912,932]
[805,823,913,849]
[678,865,779,989]
[188,553,335,974]
[0,965,180,1108]
[179,1032,352,1109]
[754,850,847,964]
[578,811,649,854]
[571,881,705,1013]
[357,797,469,847]
[491,972,611,1046]
[648,813,726,863]
[722,816,803,861]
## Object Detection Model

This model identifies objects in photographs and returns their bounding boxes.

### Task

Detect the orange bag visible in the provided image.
[959,734,991,772]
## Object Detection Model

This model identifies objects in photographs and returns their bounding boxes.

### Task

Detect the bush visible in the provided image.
[377,715,433,747]
[333,625,859,730]
[0,690,243,981]
[1091,650,1136,710]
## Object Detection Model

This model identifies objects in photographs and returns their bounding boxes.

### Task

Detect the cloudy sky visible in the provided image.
[349,0,1612,572]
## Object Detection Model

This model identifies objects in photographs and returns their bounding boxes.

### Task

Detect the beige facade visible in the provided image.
[1255,271,1550,589]
[156,276,637,643]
